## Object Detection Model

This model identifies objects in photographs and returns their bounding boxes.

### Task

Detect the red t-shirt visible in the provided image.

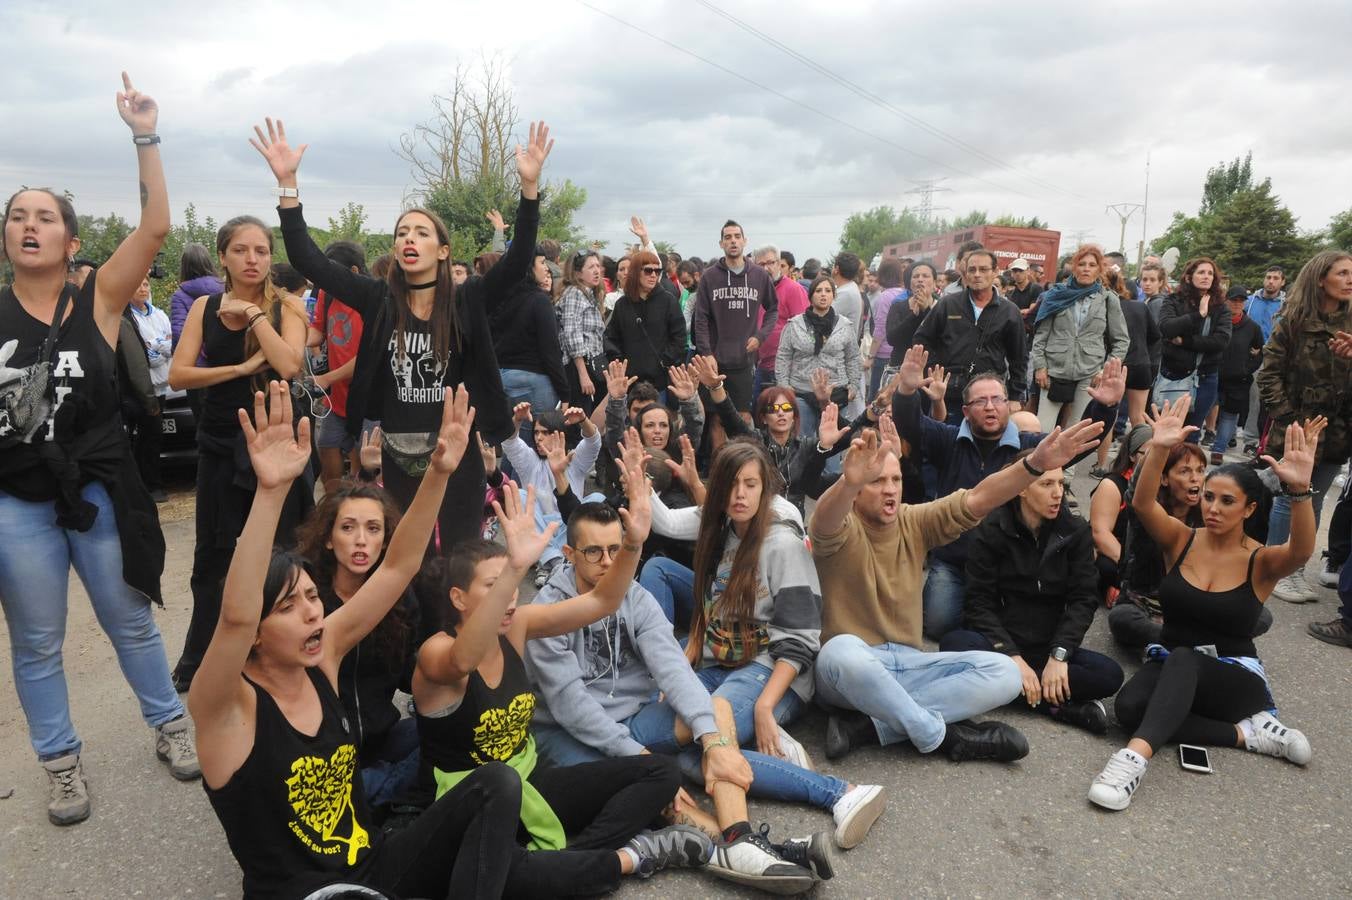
[310,290,363,418]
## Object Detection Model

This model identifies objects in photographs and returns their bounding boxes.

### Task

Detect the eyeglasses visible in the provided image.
[578,544,623,563]
[964,396,1008,408]
[764,402,795,414]
[641,266,663,275]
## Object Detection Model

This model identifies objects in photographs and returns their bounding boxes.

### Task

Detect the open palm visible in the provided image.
[494,483,554,570]
[239,382,311,490]
[249,117,308,182]
[1261,417,1325,489]
[429,385,475,475]
[515,121,554,187]
[1144,395,1195,447]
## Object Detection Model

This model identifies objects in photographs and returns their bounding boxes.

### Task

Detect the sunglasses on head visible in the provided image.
[764,402,796,414]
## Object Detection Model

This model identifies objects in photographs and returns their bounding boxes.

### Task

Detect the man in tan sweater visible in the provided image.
[810,420,1103,762]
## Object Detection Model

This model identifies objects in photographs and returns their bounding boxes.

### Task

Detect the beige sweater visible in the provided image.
[812,490,980,649]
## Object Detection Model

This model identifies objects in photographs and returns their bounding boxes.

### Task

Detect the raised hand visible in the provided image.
[1028,418,1106,473]
[515,121,553,190]
[604,359,636,401]
[921,364,950,402]
[619,425,651,476]
[511,401,534,426]
[690,355,724,390]
[878,411,902,459]
[817,402,852,450]
[562,406,587,428]
[115,72,158,135]
[477,434,498,474]
[249,117,308,184]
[664,433,702,496]
[811,367,831,404]
[493,481,556,571]
[629,216,650,245]
[1143,395,1195,448]
[360,425,384,471]
[667,364,697,402]
[618,446,653,546]
[1261,417,1325,491]
[539,429,572,481]
[238,381,311,490]
[841,429,890,487]
[485,209,506,232]
[897,344,929,396]
[429,384,475,474]
[1086,357,1127,406]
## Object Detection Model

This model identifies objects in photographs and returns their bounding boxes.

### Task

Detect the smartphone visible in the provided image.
[1179,744,1213,773]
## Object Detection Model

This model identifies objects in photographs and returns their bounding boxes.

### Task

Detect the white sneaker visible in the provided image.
[1088,748,1148,811]
[1318,556,1341,589]
[776,726,813,771]
[707,826,815,894]
[1243,711,1312,765]
[831,783,885,849]
[1271,571,1316,604]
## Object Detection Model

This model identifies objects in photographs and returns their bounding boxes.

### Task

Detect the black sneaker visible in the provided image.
[707,825,815,894]
[626,825,714,878]
[824,709,878,761]
[772,828,836,881]
[1050,699,1110,734]
[938,720,1030,762]
[1308,618,1352,648]
[1202,429,1217,445]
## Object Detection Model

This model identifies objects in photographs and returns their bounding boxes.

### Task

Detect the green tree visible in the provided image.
[1327,207,1352,250]
[75,213,133,264]
[837,205,929,261]
[991,213,1047,229]
[948,210,989,229]
[1200,152,1255,216]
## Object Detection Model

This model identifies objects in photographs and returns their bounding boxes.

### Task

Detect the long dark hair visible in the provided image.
[1177,256,1225,310]
[178,242,216,281]
[2,188,78,262]
[687,440,784,666]
[1206,462,1271,543]
[389,207,462,367]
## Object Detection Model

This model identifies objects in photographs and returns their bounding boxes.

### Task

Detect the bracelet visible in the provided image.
[701,735,731,751]
[246,312,267,330]
[132,133,161,146]
[1021,456,1045,477]
[1282,486,1314,500]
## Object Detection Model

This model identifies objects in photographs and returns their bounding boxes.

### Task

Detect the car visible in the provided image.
[159,388,197,464]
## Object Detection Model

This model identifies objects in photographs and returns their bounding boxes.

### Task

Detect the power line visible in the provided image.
[691,0,1090,205]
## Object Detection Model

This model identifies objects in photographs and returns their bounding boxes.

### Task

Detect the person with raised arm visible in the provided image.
[810,415,1105,765]
[191,382,528,899]
[0,74,193,827]
[252,117,554,547]
[1087,397,1318,811]
[411,455,714,893]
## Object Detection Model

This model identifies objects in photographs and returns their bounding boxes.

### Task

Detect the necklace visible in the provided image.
[407,279,438,290]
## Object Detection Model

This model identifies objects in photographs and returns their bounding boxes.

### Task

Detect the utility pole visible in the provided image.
[1106,202,1143,254]
[906,178,951,227]
[1139,151,1152,268]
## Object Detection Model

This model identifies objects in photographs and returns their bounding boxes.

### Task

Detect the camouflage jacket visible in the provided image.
[1255,303,1352,462]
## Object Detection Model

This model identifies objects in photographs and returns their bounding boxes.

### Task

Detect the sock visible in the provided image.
[722,821,750,842]
[619,846,642,872]
[1238,717,1256,743]
[1121,748,1147,767]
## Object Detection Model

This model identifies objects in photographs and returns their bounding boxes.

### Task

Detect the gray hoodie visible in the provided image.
[525,565,718,758]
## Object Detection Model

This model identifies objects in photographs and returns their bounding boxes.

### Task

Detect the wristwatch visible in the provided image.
[1051,646,1069,662]
[274,186,299,198]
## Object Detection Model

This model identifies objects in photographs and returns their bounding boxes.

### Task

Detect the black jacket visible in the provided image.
[912,289,1028,404]
[278,198,539,442]
[1158,292,1233,378]
[490,279,569,400]
[604,285,687,390]
[1219,314,1264,381]
[1120,296,1162,373]
[963,502,1099,656]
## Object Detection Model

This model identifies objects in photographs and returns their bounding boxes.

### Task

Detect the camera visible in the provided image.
[148,251,166,280]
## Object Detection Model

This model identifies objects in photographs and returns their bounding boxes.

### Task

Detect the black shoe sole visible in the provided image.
[707,863,816,895]
[1307,627,1352,648]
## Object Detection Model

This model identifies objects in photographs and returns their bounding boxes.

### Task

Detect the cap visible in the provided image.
[1126,423,1154,457]
[1226,285,1248,301]
[545,260,562,280]
[1009,258,1030,271]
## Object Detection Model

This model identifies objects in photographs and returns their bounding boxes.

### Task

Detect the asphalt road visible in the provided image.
[2,465,1350,899]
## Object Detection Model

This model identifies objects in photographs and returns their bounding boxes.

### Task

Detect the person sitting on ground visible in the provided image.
[596,360,703,489]
[810,418,1105,765]
[941,450,1125,734]
[528,501,846,892]
[1090,423,1153,604]
[1087,398,1317,811]
[503,402,602,587]
[193,383,527,899]
[892,344,1125,638]
[411,462,714,892]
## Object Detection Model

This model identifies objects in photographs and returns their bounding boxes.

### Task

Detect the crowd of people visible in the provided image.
[3,76,1351,899]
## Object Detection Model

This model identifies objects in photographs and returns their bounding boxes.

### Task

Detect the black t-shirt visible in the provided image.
[377,316,464,436]
[0,275,121,501]
[204,667,382,900]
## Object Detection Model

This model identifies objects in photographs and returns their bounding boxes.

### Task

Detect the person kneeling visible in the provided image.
[940,451,1124,733]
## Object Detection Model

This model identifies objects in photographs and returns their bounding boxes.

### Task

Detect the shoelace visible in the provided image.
[51,766,83,800]
[163,727,196,758]
[1096,753,1141,785]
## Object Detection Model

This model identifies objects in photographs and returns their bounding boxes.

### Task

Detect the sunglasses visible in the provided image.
[764,402,796,414]
[641,266,663,275]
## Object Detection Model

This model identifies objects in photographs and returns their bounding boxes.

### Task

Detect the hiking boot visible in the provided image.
[773,828,836,881]
[625,825,713,878]
[1271,571,1317,603]
[707,825,815,894]
[1209,451,1224,466]
[156,716,201,781]
[1308,618,1352,647]
[1050,699,1110,734]
[939,720,1030,762]
[1202,429,1217,445]
[831,783,885,849]
[1243,711,1312,765]
[1317,554,1342,588]
[775,726,813,771]
[43,754,90,826]
[824,709,878,761]
[1087,748,1148,811]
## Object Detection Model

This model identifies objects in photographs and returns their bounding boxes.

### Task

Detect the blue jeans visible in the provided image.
[360,717,422,807]
[921,557,966,640]
[534,663,847,811]
[1213,410,1241,456]
[0,482,184,760]
[752,366,776,400]
[639,557,695,627]
[1267,460,1342,546]
[814,634,1022,753]
[524,488,604,568]
[1184,371,1218,442]
[500,368,560,446]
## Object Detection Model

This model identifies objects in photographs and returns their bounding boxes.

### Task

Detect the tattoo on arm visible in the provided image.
[140,181,148,210]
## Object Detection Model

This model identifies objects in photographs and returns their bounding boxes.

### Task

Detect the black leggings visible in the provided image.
[1114,648,1270,750]
[381,436,487,555]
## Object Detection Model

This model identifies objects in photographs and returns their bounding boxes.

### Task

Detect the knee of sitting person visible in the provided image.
[1114,688,1146,730]
[473,760,523,801]
[986,653,1024,703]
[816,633,871,681]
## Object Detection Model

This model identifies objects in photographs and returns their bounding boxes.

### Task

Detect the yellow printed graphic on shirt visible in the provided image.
[285,744,371,866]
[471,692,535,764]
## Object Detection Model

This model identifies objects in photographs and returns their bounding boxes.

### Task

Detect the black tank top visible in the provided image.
[0,274,122,501]
[1158,530,1262,658]
[199,293,271,438]
[204,667,380,899]
[417,634,536,772]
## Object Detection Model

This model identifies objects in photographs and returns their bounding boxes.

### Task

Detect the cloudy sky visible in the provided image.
[4,0,1350,264]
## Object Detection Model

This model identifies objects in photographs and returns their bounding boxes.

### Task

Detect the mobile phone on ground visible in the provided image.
[1179,744,1213,773]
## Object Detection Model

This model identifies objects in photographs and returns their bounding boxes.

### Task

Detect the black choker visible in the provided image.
[407,279,438,290]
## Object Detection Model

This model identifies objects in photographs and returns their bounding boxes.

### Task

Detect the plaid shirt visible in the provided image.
[558,285,605,361]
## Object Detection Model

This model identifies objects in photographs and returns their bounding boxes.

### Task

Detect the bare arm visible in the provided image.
[1089,477,1123,561]
[168,297,264,390]
[1130,397,1196,565]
